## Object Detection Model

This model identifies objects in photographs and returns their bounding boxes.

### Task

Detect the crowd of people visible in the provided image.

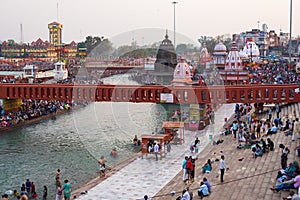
[2,170,73,200]
[0,99,87,130]
[189,57,300,86]
[174,101,300,200]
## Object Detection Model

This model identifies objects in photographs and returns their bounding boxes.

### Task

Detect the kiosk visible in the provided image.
[141,134,167,160]
[162,122,185,144]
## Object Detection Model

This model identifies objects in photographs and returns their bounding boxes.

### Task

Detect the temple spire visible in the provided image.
[165,30,169,40]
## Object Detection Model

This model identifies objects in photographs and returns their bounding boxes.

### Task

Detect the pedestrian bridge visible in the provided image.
[0,83,299,104]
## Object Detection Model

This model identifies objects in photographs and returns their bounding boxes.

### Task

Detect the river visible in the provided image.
[0,74,167,198]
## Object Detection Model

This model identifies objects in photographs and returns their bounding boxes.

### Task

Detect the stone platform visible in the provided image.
[76,104,235,200]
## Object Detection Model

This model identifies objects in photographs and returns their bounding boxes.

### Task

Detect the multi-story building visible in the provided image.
[1,22,79,60]
[279,32,289,46]
[1,38,77,60]
[233,28,296,57]
[268,30,280,47]
[268,30,283,56]
[238,29,269,56]
[48,21,63,46]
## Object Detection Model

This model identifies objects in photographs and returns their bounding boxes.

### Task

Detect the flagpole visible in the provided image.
[289,0,292,63]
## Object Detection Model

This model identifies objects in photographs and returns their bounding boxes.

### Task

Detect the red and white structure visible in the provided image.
[199,43,213,69]
[242,38,260,63]
[225,41,242,70]
[213,42,227,69]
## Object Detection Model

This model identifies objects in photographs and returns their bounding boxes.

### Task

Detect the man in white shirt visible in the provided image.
[293,118,300,139]
[153,143,159,161]
[181,189,190,200]
[198,181,209,197]
[220,155,227,183]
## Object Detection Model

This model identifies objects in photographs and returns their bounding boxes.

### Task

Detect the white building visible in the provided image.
[213,42,227,69]
[242,39,260,63]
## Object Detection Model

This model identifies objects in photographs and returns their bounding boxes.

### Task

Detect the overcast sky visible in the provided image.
[1,0,299,46]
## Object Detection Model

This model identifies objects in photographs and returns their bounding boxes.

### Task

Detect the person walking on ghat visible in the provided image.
[220,155,227,183]
[154,142,159,161]
[166,140,171,155]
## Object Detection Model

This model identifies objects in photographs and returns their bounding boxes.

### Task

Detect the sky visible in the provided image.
[0,0,299,47]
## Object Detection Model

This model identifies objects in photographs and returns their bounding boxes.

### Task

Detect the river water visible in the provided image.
[0,74,168,198]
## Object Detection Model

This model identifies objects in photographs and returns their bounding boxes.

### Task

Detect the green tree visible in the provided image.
[92,39,114,56]
[8,39,18,46]
[176,44,187,55]
[198,35,232,53]
[198,36,216,53]
[120,48,157,58]
[84,36,104,53]
[113,45,135,57]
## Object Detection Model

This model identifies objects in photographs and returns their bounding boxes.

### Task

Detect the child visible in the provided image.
[32,192,38,199]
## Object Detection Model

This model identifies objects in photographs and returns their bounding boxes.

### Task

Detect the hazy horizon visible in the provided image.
[1,0,299,45]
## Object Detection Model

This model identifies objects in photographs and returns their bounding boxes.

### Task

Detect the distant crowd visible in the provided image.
[200,59,299,85]
[0,99,86,130]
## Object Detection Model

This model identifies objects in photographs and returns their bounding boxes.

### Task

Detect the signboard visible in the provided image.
[144,63,155,71]
[0,99,22,111]
[160,93,174,103]
[189,104,200,121]
[189,122,198,129]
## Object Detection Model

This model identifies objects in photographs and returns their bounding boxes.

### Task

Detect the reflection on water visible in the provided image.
[0,74,167,198]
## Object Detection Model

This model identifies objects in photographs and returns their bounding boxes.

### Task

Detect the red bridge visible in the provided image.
[0,84,299,104]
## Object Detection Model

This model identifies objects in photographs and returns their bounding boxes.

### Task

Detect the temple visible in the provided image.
[243,38,260,63]
[199,43,212,70]
[217,41,249,84]
[152,31,177,85]
[213,42,227,70]
[172,57,192,85]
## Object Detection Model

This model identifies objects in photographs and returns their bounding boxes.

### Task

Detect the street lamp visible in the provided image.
[289,0,293,63]
[250,43,253,67]
[172,1,178,48]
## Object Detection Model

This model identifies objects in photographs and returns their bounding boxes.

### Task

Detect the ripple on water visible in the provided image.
[0,74,166,198]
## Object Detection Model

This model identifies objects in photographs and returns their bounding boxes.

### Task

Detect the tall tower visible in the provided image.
[48,21,63,45]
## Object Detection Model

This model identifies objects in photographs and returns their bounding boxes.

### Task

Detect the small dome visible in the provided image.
[214,42,227,52]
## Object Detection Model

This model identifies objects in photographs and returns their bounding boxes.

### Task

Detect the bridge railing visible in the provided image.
[0,84,299,104]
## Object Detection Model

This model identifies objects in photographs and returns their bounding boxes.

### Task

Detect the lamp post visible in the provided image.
[250,43,253,67]
[289,0,293,63]
[172,1,178,49]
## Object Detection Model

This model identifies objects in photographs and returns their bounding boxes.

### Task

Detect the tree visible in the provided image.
[92,38,114,56]
[176,44,188,55]
[198,35,232,53]
[198,36,216,53]
[113,45,135,57]
[84,36,104,53]
[8,39,18,46]
[176,43,198,55]
[120,48,157,58]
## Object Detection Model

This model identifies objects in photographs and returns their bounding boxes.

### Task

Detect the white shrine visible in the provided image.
[242,38,260,63]
[172,57,192,85]
[213,42,227,69]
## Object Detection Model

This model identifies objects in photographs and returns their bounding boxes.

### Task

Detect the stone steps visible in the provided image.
[155,103,300,200]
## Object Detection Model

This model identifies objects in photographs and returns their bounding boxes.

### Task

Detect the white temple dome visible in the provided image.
[214,42,227,52]
[213,42,227,67]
